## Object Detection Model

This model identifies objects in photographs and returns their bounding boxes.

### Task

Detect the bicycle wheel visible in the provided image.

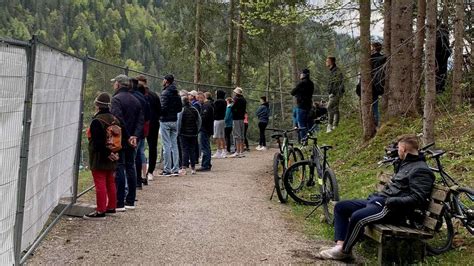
[286,147,306,191]
[426,211,454,255]
[273,152,288,203]
[455,187,474,234]
[283,160,321,206]
[322,168,339,225]
[291,147,305,162]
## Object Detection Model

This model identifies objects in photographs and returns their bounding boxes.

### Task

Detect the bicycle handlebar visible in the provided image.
[266,127,304,133]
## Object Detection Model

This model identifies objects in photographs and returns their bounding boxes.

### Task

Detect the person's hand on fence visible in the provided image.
[128,136,137,148]
[108,152,119,161]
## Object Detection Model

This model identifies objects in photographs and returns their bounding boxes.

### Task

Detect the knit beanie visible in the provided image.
[94,92,111,109]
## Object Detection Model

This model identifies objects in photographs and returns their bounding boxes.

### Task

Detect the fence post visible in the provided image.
[13,35,37,266]
[72,56,88,203]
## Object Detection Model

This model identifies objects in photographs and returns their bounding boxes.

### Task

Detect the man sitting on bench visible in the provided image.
[319,134,435,260]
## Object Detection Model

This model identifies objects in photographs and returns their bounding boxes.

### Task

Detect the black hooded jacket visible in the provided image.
[291,77,314,111]
[111,87,144,141]
[214,90,227,120]
[379,154,435,212]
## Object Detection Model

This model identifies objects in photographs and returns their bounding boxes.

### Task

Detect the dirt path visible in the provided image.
[28,149,329,264]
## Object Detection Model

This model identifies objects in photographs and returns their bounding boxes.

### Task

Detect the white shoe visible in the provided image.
[228,152,239,158]
[238,153,246,157]
[211,150,222,158]
[326,125,333,133]
[261,146,267,151]
[116,207,126,212]
[125,205,136,210]
[191,169,196,175]
[179,169,187,176]
[221,151,227,158]
[147,173,154,181]
[318,245,353,260]
[255,145,262,150]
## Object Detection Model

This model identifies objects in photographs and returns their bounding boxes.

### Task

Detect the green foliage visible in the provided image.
[290,108,474,263]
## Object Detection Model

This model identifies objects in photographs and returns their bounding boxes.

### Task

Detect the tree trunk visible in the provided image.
[235,1,243,87]
[226,0,235,87]
[290,30,299,86]
[360,0,376,140]
[266,45,271,99]
[381,0,391,116]
[423,0,437,145]
[411,0,426,114]
[451,0,465,108]
[388,0,413,118]
[193,0,203,90]
[442,0,450,26]
[278,63,284,122]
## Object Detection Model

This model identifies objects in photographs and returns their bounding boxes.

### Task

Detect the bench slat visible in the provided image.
[423,215,440,231]
[427,201,444,216]
[431,185,450,202]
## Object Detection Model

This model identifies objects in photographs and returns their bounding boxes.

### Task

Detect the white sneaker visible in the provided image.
[326,125,333,133]
[191,169,196,175]
[147,173,154,181]
[260,146,267,151]
[179,169,187,176]
[211,150,222,158]
[318,245,353,260]
[228,152,240,158]
[116,207,126,212]
[221,151,227,158]
[255,145,262,150]
[125,205,136,210]
[238,152,246,158]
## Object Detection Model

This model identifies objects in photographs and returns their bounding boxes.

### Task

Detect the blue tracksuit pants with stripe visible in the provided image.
[334,196,391,253]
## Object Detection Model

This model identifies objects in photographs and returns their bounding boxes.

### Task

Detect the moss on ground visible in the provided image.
[290,108,473,264]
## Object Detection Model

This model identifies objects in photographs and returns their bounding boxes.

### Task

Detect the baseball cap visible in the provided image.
[110,74,130,84]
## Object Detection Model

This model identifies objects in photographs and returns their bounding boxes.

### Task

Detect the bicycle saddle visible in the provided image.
[271,133,283,139]
[320,145,333,150]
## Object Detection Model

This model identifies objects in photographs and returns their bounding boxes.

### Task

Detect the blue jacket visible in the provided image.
[111,87,144,141]
[160,83,182,122]
[256,102,270,123]
[224,105,233,128]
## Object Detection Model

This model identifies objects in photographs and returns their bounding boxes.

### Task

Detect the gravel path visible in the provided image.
[28,149,330,264]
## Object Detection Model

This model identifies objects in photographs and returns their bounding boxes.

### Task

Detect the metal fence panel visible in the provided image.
[21,44,83,250]
[0,43,28,265]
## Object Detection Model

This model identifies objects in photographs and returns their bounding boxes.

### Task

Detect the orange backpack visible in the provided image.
[87,116,122,152]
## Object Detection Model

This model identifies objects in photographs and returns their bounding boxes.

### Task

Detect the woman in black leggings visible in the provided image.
[255,96,270,150]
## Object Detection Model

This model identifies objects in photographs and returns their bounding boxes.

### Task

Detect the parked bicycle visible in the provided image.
[283,123,339,224]
[380,142,473,255]
[422,148,473,255]
[267,127,304,203]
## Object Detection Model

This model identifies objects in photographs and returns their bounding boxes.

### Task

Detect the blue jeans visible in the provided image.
[135,138,146,186]
[372,98,380,127]
[199,131,212,169]
[296,108,313,140]
[160,121,179,173]
[116,146,137,207]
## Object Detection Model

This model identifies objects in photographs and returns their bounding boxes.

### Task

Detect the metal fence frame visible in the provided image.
[1,35,328,265]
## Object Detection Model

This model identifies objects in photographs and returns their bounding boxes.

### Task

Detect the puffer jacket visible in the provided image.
[256,102,270,123]
[160,83,182,122]
[379,154,435,212]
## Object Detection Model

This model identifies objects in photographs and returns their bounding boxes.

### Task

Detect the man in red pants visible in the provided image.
[84,92,123,220]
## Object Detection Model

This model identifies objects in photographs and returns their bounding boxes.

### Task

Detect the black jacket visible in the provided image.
[379,154,435,212]
[291,77,314,111]
[178,104,201,137]
[146,88,161,127]
[232,95,247,120]
[160,83,182,122]
[356,52,387,99]
[214,90,227,120]
[327,65,345,96]
[131,90,150,139]
[200,101,215,135]
[111,87,144,141]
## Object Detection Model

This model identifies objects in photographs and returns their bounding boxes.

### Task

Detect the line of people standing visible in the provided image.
[85,73,254,220]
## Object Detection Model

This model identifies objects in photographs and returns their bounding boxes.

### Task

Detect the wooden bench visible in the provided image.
[330,173,450,264]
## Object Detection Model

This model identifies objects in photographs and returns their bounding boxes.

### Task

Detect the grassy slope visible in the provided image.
[290,108,473,264]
